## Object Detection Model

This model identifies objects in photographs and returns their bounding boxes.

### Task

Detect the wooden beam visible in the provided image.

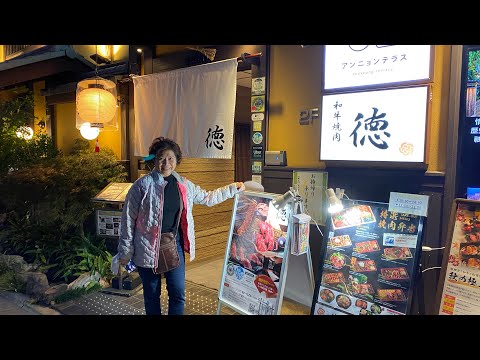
[45,92,76,105]
[0,57,91,89]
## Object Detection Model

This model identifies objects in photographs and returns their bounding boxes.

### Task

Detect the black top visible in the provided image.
[161,175,181,234]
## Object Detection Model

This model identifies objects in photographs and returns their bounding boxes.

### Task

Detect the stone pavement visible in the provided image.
[53,280,239,315]
[0,255,310,315]
[0,290,62,315]
[0,291,34,315]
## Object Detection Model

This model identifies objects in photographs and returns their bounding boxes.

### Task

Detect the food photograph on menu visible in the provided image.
[219,191,290,315]
[438,201,480,315]
[312,202,423,316]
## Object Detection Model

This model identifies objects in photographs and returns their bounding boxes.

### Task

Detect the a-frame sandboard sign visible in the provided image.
[217,190,314,315]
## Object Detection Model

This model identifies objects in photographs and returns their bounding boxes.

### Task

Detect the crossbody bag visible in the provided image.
[153,188,183,275]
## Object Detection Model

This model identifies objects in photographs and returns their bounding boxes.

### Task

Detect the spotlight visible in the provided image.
[272,188,296,210]
[326,188,344,214]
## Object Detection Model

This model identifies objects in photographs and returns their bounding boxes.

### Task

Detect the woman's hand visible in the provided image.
[236,182,245,191]
[119,258,130,266]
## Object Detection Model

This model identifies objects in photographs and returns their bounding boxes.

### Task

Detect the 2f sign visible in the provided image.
[299,108,319,125]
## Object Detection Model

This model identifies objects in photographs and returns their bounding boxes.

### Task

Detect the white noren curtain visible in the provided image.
[133,58,238,158]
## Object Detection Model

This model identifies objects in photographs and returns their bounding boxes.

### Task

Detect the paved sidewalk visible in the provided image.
[0,290,62,315]
[53,280,238,315]
[0,255,310,315]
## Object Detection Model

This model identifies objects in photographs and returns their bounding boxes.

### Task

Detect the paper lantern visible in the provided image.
[76,77,118,131]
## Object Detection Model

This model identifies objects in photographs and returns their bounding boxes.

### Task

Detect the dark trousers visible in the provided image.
[137,233,185,315]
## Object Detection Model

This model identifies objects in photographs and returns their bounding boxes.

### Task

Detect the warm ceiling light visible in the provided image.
[137,48,143,53]
[76,77,118,131]
[90,45,112,64]
[79,123,100,140]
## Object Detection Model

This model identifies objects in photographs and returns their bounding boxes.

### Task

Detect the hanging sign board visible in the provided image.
[311,200,424,315]
[436,199,480,315]
[218,191,292,315]
[324,45,432,91]
[319,86,428,163]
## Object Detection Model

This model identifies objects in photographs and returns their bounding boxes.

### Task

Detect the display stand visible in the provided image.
[283,191,315,307]
[216,190,315,315]
[91,182,141,297]
[311,199,425,316]
[282,247,315,307]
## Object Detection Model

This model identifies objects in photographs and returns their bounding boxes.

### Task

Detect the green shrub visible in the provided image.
[0,93,59,177]
[0,270,26,293]
[0,146,126,235]
[0,92,126,286]
[52,234,114,282]
[53,282,102,304]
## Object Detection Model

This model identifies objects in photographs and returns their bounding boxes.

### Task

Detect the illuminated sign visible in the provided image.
[467,187,480,200]
[324,45,431,90]
[320,86,428,163]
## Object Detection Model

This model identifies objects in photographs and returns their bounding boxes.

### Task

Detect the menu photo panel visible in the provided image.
[311,200,424,315]
[436,199,480,315]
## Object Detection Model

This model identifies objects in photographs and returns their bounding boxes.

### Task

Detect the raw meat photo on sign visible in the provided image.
[218,191,291,315]
[229,193,287,279]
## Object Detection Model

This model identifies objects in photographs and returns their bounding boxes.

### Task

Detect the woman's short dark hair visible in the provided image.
[148,137,183,165]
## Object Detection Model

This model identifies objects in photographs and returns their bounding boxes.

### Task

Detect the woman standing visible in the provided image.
[118,136,245,315]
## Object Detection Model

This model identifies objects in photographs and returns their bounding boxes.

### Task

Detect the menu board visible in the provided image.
[311,200,424,315]
[436,199,480,315]
[92,182,133,204]
[218,191,292,315]
[97,210,122,237]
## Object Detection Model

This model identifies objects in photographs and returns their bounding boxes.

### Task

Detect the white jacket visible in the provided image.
[117,169,240,268]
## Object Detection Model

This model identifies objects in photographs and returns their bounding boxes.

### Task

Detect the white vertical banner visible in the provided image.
[133,58,238,158]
